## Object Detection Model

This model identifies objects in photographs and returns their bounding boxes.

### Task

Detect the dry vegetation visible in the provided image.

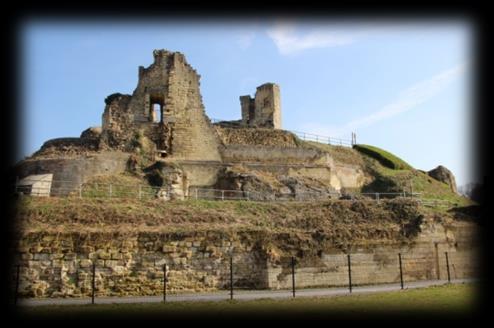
[215,127,299,147]
[15,196,434,248]
[300,141,365,167]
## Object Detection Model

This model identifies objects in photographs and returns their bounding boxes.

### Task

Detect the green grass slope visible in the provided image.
[294,139,472,207]
[20,283,476,318]
[353,144,413,170]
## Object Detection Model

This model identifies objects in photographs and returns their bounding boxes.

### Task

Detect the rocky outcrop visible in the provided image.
[144,161,189,200]
[214,167,338,201]
[428,165,458,194]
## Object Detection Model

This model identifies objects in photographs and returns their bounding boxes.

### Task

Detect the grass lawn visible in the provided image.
[17,283,480,320]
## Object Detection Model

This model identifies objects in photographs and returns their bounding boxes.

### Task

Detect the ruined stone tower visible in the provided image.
[100,49,221,161]
[240,83,281,129]
[16,49,366,198]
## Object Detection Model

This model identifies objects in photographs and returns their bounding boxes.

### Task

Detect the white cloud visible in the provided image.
[298,62,467,138]
[266,22,468,56]
[342,63,466,131]
[237,31,256,50]
[266,22,361,55]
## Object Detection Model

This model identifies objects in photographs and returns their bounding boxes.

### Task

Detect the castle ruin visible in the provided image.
[100,49,221,161]
[15,49,365,199]
[240,83,281,129]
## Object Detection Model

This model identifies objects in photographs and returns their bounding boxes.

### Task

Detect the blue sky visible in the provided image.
[20,18,474,186]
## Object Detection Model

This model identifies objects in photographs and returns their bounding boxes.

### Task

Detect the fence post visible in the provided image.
[222,190,225,201]
[91,263,96,304]
[246,191,250,201]
[163,263,167,302]
[445,252,451,283]
[229,256,233,300]
[14,176,19,193]
[14,264,20,305]
[291,257,296,298]
[195,188,198,200]
[398,253,404,290]
[347,254,352,293]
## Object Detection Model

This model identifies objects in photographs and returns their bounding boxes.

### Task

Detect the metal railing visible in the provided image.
[359,192,421,201]
[14,179,426,203]
[189,188,251,201]
[13,178,169,199]
[210,118,355,147]
[291,130,354,147]
[417,199,459,208]
[13,177,462,209]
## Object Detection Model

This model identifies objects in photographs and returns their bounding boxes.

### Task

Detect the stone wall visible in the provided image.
[99,50,222,161]
[179,162,222,187]
[267,242,478,289]
[12,221,479,298]
[14,152,130,196]
[163,53,222,161]
[240,83,281,129]
[221,145,330,165]
[214,127,298,148]
[268,221,478,289]
[331,164,367,191]
[14,231,268,298]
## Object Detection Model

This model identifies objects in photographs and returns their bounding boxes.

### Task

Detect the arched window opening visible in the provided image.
[152,103,162,123]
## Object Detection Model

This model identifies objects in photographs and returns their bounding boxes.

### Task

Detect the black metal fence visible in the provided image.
[11,250,474,305]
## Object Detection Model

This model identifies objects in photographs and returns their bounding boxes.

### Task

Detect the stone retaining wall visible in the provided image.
[12,221,479,298]
[14,152,130,196]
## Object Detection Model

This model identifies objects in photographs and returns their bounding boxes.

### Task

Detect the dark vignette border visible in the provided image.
[1,1,489,324]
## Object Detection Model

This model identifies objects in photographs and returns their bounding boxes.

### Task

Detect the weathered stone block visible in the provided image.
[162,246,176,253]
[97,251,111,260]
[21,253,33,260]
[64,253,77,261]
[111,252,123,260]
[52,260,63,267]
[50,253,64,260]
[104,260,119,268]
[33,253,51,261]
[79,259,92,268]
[180,251,192,258]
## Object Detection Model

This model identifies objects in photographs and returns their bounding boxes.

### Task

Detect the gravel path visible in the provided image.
[19,278,475,307]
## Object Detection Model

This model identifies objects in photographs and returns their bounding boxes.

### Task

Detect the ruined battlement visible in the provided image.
[16,49,364,199]
[100,49,220,161]
[239,82,281,129]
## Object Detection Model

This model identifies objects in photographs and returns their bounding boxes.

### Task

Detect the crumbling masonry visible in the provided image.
[100,49,221,161]
[240,83,281,129]
[15,49,366,199]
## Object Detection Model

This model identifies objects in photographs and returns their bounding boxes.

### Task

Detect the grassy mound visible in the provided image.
[282,138,470,207]
[353,144,412,170]
[15,197,428,247]
[80,172,156,199]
